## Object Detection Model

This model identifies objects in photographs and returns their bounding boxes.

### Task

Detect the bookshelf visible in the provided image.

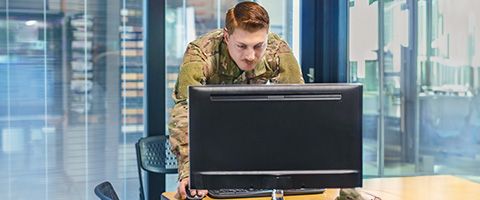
[68,14,94,117]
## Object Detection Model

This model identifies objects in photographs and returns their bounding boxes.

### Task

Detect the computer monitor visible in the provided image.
[188,83,362,190]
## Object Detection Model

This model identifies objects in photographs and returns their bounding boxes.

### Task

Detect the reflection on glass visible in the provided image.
[350,0,480,182]
[349,0,380,177]
[0,1,144,199]
[417,0,480,182]
[380,0,410,176]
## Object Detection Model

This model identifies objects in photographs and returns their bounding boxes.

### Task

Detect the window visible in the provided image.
[0,1,144,199]
[0,0,302,199]
[349,0,480,182]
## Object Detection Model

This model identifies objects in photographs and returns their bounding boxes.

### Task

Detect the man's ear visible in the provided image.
[223,28,229,43]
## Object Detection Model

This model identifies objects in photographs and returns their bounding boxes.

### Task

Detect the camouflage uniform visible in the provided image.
[168,29,304,181]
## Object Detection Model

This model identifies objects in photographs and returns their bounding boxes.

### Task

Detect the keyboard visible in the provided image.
[208,188,325,199]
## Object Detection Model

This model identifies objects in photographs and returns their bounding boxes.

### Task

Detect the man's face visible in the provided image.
[224,27,268,71]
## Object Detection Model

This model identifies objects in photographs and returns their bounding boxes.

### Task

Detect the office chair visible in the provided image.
[94,181,120,200]
[136,135,178,200]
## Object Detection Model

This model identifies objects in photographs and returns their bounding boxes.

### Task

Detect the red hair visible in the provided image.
[225,1,269,35]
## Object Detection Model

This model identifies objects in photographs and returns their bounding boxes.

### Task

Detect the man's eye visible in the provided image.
[254,43,264,49]
[237,45,246,49]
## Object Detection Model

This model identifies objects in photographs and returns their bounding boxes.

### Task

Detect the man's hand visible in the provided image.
[175,177,208,199]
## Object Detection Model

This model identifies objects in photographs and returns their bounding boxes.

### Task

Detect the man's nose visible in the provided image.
[245,49,255,61]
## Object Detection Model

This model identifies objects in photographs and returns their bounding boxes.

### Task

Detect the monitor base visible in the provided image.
[272,189,284,200]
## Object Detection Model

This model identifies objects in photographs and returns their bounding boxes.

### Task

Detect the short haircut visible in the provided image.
[225,1,270,35]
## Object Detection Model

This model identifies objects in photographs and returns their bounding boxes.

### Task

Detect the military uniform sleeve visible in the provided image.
[273,39,305,84]
[168,43,207,181]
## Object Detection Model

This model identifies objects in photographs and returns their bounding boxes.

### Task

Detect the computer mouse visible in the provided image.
[185,185,205,200]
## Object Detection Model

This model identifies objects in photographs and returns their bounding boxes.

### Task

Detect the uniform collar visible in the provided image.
[218,40,267,78]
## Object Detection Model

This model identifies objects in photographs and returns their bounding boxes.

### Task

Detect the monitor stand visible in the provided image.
[272,189,284,200]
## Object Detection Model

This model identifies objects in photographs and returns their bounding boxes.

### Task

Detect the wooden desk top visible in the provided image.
[162,175,480,200]
[360,175,480,200]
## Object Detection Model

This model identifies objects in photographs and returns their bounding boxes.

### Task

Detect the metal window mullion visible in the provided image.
[426,0,432,87]
[43,0,49,199]
[292,0,300,61]
[183,0,187,47]
[6,0,12,199]
[145,0,167,198]
[377,0,385,177]
[121,0,128,197]
[338,0,348,82]
[408,0,420,173]
[282,0,288,44]
[216,0,221,29]
[83,0,89,198]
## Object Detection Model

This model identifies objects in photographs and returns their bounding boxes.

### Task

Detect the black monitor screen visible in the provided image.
[189,84,362,190]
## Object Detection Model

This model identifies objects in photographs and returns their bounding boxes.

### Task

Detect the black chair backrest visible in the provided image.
[94,181,120,200]
[136,135,178,173]
[135,135,178,200]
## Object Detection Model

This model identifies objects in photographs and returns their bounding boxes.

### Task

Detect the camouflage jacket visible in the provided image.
[168,29,304,181]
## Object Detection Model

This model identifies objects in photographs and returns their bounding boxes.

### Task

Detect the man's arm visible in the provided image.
[168,101,190,181]
[168,44,208,181]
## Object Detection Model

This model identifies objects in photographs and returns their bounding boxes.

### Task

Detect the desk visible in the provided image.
[161,189,339,200]
[161,175,480,200]
[359,175,480,200]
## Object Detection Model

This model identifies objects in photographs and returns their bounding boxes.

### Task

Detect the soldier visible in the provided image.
[168,2,303,199]
[169,2,368,200]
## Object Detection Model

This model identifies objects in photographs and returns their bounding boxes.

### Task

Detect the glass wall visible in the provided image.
[164,0,300,191]
[417,0,480,181]
[0,0,300,199]
[0,0,144,199]
[349,0,380,177]
[349,0,480,182]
